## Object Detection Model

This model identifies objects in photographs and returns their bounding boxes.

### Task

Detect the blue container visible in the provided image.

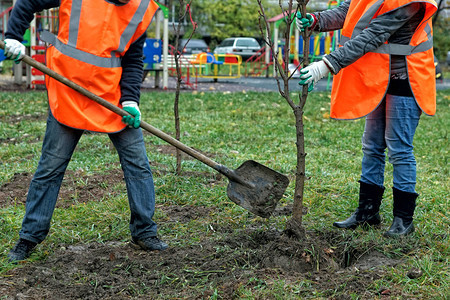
[143,38,162,70]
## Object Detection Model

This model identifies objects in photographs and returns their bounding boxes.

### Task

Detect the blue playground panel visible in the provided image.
[298,36,326,55]
[0,49,6,62]
[143,38,162,70]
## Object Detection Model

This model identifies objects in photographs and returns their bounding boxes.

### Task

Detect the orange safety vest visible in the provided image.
[330,0,437,120]
[43,0,159,132]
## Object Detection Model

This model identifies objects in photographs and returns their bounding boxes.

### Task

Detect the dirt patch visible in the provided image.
[0,220,401,299]
[0,169,125,208]
[159,205,215,223]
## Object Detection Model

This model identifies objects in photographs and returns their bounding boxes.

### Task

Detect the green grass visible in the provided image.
[0,88,449,298]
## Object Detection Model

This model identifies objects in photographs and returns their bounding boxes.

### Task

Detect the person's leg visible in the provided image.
[109,127,165,250]
[9,112,83,262]
[385,94,421,193]
[334,101,386,229]
[384,94,421,237]
[19,112,83,244]
[360,100,387,187]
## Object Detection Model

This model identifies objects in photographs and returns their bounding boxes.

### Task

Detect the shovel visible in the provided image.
[0,41,289,218]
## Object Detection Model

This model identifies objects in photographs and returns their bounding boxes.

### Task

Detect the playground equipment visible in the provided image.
[248,0,340,83]
[142,37,162,84]
[142,42,243,89]
[142,40,198,90]
[190,53,242,79]
[243,47,271,77]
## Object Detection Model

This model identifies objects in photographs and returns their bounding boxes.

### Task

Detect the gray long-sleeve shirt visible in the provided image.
[314,0,425,76]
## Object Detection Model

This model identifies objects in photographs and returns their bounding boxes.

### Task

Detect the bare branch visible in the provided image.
[257,0,294,107]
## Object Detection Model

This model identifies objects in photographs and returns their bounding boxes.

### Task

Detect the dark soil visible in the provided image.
[0,166,404,299]
[0,228,399,299]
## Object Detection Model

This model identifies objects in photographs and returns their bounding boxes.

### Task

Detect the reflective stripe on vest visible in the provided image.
[41,30,122,68]
[115,0,151,54]
[351,0,385,38]
[330,0,438,120]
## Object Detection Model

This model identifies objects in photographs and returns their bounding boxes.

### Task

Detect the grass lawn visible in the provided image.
[0,88,448,299]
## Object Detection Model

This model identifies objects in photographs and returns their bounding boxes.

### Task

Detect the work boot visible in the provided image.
[130,236,168,251]
[384,187,418,238]
[333,181,385,229]
[7,238,37,263]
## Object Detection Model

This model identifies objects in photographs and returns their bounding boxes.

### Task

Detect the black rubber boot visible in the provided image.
[333,181,385,229]
[7,238,37,263]
[384,187,418,238]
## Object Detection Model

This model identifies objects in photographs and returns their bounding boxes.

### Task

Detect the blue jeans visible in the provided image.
[360,94,421,193]
[19,112,157,244]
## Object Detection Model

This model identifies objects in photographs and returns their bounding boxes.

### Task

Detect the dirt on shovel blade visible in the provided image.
[226,160,289,218]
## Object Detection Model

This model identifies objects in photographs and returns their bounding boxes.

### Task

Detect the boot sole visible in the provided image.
[129,240,168,251]
[384,227,415,238]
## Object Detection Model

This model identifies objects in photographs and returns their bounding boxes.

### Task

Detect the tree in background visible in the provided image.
[184,0,280,47]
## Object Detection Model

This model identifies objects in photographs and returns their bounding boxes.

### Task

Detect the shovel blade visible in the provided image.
[226,160,289,218]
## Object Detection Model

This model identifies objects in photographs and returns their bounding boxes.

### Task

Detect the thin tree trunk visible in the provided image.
[173,0,196,175]
[256,0,310,238]
[174,87,182,174]
[285,0,310,238]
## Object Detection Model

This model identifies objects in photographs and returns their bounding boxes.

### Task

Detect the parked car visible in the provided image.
[214,37,262,60]
[178,39,210,55]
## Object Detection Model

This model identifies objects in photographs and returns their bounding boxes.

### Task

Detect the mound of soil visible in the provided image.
[1,220,400,299]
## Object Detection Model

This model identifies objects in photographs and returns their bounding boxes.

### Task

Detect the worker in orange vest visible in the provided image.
[4,0,167,263]
[297,0,437,237]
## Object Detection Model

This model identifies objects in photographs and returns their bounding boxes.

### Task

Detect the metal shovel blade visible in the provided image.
[226,160,290,218]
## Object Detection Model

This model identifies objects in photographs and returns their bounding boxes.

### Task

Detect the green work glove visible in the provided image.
[122,101,141,129]
[4,39,26,64]
[296,12,315,32]
[298,60,330,92]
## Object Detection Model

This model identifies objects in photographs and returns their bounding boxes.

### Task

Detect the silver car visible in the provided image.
[214,37,261,60]
[178,39,210,55]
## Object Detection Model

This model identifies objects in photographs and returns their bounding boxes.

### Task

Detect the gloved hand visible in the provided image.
[122,101,141,129]
[4,39,26,63]
[296,12,316,32]
[298,60,330,92]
